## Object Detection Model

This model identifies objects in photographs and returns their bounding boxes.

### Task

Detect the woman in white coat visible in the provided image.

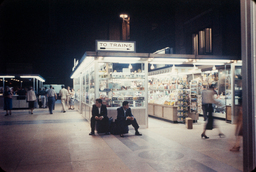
[27,87,37,114]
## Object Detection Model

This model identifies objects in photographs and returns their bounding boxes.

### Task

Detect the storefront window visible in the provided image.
[98,62,145,107]
[74,77,80,101]
[82,74,86,103]
[89,67,95,104]
[86,72,89,104]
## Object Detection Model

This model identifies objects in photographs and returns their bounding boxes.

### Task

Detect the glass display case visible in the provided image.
[98,62,146,107]
[74,77,80,101]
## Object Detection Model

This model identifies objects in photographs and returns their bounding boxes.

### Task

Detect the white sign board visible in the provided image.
[96,40,136,52]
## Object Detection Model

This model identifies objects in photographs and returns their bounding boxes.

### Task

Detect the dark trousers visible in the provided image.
[91,117,109,133]
[204,104,214,130]
[119,118,139,134]
[202,104,208,121]
[48,97,55,113]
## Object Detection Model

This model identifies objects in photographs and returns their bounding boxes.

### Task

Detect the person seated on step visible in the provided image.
[89,99,110,135]
[117,101,142,137]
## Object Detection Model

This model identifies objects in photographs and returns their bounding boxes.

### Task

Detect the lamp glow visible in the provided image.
[150,64,155,70]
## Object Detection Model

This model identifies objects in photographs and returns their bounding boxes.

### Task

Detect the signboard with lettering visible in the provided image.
[96,40,136,52]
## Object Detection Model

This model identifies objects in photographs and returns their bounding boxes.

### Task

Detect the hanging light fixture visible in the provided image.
[171,64,176,73]
[129,63,132,69]
[150,64,155,70]
[212,65,216,70]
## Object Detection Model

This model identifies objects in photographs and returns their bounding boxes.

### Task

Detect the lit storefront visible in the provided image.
[0,74,45,109]
[71,40,241,128]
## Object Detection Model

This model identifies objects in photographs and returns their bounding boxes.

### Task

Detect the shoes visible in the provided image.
[201,133,209,139]
[219,133,225,138]
[135,132,142,136]
[9,112,11,115]
[230,146,240,152]
[63,111,66,113]
[50,112,53,114]
[31,112,33,114]
[89,132,95,135]
[4,113,9,116]
[120,134,124,137]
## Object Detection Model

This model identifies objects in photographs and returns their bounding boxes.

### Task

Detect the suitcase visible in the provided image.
[110,119,128,135]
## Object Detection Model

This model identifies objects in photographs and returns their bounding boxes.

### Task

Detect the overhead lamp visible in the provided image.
[129,64,133,69]
[171,65,176,73]
[212,65,216,70]
[120,14,128,19]
[150,64,155,70]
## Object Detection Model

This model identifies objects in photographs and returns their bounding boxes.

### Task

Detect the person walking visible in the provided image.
[230,77,243,152]
[3,86,13,116]
[201,86,208,121]
[26,87,37,114]
[38,88,47,108]
[47,86,57,114]
[201,84,224,139]
[67,86,71,109]
[59,86,69,113]
[69,88,75,110]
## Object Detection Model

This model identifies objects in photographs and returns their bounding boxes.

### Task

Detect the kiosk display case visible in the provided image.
[71,53,148,128]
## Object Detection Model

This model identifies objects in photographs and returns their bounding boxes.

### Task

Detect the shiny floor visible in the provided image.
[0,102,242,172]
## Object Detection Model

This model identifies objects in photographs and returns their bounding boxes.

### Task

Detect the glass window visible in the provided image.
[86,72,89,104]
[74,77,80,101]
[98,62,145,107]
[89,67,95,104]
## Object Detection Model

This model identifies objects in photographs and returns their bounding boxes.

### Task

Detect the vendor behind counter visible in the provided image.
[17,88,27,100]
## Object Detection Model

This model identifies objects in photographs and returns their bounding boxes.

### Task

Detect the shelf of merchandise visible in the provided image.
[190,80,198,114]
[177,88,189,123]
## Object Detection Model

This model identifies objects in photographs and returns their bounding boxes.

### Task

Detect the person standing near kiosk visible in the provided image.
[47,86,57,114]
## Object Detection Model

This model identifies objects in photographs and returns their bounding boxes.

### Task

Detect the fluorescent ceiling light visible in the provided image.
[196,59,231,63]
[20,76,45,82]
[150,62,183,65]
[0,76,15,78]
[102,57,141,61]
[151,58,185,62]
[193,62,225,65]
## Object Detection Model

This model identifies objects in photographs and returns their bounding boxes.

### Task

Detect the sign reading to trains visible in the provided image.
[96,40,136,52]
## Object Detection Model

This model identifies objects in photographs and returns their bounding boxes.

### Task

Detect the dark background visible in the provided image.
[0,0,241,87]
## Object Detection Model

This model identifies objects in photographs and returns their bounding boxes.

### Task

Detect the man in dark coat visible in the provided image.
[89,99,110,135]
[117,101,142,137]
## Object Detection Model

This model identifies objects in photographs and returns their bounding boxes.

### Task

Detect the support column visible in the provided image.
[231,63,235,124]
[33,78,35,91]
[3,78,5,92]
[241,0,256,171]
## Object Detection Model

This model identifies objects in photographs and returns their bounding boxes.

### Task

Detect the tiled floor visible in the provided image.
[0,102,243,172]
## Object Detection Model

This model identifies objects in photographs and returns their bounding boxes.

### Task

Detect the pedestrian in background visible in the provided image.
[47,85,57,114]
[26,87,37,114]
[3,86,13,116]
[230,76,243,152]
[201,86,208,121]
[59,85,68,113]
[38,88,47,108]
[69,88,75,110]
[67,86,71,109]
[201,84,225,139]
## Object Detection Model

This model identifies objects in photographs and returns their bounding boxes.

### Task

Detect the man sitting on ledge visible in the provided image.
[89,99,110,135]
[117,101,142,137]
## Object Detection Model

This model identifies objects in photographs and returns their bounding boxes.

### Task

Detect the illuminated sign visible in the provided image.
[96,40,136,52]
[72,58,79,71]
